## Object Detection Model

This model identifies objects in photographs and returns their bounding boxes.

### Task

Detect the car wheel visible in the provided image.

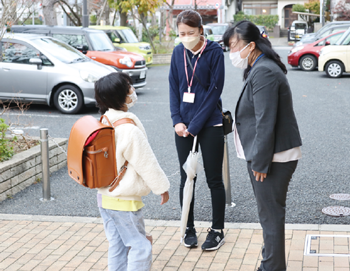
[300,55,317,71]
[54,85,84,114]
[325,61,344,78]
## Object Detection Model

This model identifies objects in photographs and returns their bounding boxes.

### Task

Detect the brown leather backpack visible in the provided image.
[67,115,135,192]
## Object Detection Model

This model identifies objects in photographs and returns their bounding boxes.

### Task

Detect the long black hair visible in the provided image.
[94,72,132,114]
[223,20,287,80]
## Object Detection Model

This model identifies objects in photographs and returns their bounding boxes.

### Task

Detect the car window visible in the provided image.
[30,37,89,64]
[88,32,115,51]
[106,31,119,42]
[342,33,350,45]
[117,29,139,43]
[317,33,344,46]
[319,29,332,38]
[204,28,213,35]
[294,23,307,29]
[1,41,40,64]
[209,25,228,35]
[52,34,88,48]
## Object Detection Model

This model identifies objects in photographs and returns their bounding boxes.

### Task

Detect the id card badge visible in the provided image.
[183,92,195,103]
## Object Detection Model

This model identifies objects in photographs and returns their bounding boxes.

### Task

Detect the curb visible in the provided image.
[1,214,349,231]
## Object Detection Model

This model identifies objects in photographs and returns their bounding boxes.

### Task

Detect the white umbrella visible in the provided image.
[180,136,201,243]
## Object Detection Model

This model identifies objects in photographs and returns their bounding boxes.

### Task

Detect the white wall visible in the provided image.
[277,0,307,28]
[226,2,236,22]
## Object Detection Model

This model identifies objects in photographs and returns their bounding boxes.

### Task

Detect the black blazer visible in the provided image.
[235,56,302,173]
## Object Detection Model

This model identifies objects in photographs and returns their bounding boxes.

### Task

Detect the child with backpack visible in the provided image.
[94,72,170,271]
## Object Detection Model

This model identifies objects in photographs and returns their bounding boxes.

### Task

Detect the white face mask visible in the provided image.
[229,42,251,69]
[126,90,137,109]
[180,35,201,50]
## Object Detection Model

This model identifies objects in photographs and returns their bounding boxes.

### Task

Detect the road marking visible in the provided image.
[4,113,79,118]
[273,46,292,50]
[12,126,40,130]
[137,102,169,105]
[4,113,153,122]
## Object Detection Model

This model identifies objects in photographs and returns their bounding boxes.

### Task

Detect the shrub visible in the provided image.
[233,13,279,30]
[292,4,306,12]
[305,0,320,14]
[0,118,14,162]
[90,15,97,25]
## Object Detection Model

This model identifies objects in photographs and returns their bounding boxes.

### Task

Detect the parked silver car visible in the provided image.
[0,34,115,113]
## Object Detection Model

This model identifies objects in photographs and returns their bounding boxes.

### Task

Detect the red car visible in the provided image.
[287,31,345,71]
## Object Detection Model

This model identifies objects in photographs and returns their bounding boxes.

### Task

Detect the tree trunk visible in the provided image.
[42,0,58,25]
[140,13,156,53]
[119,6,127,26]
[102,5,111,25]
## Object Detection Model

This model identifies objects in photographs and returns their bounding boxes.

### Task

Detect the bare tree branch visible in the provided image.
[59,0,82,25]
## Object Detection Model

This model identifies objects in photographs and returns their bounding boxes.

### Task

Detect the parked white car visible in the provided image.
[318,28,350,78]
[0,33,115,113]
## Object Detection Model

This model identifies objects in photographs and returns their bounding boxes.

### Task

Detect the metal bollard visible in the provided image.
[40,128,54,202]
[223,135,235,207]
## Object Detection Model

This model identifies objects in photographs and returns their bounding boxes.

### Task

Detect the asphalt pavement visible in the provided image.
[1,48,350,226]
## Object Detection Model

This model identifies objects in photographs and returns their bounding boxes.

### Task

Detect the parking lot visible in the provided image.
[1,48,350,225]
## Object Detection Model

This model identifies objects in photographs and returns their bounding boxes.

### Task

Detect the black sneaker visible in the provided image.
[201,228,225,251]
[184,227,198,248]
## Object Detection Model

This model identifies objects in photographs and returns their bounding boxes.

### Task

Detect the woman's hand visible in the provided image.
[175,123,189,137]
[160,191,169,205]
[252,170,267,182]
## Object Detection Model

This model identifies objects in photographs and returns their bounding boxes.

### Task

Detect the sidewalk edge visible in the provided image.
[0,214,348,231]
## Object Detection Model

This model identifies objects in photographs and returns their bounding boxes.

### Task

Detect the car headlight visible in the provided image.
[119,56,133,67]
[290,46,304,53]
[80,70,98,83]
[139,45,151,50]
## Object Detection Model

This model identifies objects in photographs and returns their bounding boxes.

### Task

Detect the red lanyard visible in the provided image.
[184,39,207,93]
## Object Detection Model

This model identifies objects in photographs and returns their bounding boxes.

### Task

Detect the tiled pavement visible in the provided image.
[0,215,349,271]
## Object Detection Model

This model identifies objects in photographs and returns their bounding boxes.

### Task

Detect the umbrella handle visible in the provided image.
[192,136,197,153]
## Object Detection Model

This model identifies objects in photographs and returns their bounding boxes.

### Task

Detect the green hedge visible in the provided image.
[233,12,279,30]
[0,118,14,162]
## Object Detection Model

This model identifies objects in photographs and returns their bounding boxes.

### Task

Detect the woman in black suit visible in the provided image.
[223,21,302,271]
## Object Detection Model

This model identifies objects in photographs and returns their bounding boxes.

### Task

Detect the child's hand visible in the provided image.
[160,191,169,205]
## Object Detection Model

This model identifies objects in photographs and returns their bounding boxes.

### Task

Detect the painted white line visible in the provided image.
[4,113,78,118]
[12,126,41,130]
[273,46,292,50]
[304,234,350,257]
[137,102,169,105]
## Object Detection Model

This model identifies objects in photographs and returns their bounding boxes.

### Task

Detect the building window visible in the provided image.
[243,3,277,15]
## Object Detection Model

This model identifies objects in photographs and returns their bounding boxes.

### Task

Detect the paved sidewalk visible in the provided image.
[0,215,350,271]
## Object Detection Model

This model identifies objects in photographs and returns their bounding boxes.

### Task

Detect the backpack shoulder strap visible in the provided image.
[113,118,136,127]
[108,117,136,193]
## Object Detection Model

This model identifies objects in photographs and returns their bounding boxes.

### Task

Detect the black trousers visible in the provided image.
[175,126,225,230]
[247,160,298,271]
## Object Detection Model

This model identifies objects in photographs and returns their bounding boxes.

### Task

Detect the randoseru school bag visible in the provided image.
[67,115,135,192]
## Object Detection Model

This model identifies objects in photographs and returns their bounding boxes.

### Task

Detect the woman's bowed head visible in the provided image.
[223,20,287,80]
[177,10,205,53]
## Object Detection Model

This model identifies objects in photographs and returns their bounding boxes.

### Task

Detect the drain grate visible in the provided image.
[322,206,350,217]
[330,194,350,201]
[304,234,350,257]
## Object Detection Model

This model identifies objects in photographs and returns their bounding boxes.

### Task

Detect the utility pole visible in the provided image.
[82,0,89,27]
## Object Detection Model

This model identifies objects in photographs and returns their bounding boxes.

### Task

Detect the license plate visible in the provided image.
[296,35,300,38]
[148,57,151,63]
[140,71,146,79]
